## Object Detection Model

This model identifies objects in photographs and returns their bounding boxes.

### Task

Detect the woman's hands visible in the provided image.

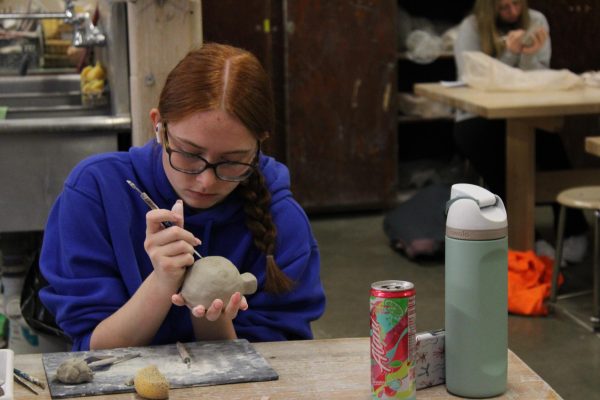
[144,200,201,292]
[144,199,248,324]
[505,27,548,55]
[142,199,246,342]
[504,30,525,53]
[171,291,249,321]
[91,200,201,349]
[521,27,548,55]
[172,291,248,341]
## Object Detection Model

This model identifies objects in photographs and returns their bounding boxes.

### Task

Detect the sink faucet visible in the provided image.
[70,12,106,48]
[65,0,106,48]
[0,0,106,47]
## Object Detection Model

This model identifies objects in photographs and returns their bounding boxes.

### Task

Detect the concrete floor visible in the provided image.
[309,210,600,400]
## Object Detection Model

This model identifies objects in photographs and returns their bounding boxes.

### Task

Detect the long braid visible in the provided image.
[238,171,294,294]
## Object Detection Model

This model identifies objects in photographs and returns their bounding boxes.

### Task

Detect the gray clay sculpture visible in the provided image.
[180,256,257,309]
[56,358,94,384]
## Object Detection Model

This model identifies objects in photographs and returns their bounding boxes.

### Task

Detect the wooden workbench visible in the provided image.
[415,83,600,250]
[13,337,561,399]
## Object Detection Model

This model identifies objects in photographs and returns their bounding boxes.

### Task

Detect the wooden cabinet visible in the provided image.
[202,1,398,212]
[529,0,600,73]
[528,0,600,167]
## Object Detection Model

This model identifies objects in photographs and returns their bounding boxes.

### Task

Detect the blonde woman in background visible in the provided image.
[455,0,550,76]
[453,0,589,264]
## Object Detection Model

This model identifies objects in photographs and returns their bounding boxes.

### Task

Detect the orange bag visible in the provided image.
[508,250,563,316]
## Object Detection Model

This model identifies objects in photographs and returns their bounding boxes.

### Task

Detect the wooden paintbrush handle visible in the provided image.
[176,342,191,364]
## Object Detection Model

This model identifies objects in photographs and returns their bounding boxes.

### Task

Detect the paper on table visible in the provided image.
[461,51,582,91]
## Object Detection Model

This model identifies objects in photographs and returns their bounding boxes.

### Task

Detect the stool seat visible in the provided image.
[557,186,600,210]
[551,185,600,331]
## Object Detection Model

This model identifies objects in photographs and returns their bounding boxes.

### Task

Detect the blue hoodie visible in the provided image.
[40,140,326,351]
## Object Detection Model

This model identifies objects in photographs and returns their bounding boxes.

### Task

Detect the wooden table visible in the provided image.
[13,338,561,399]
[415,83,600,250]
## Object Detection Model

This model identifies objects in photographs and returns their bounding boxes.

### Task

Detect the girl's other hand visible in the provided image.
[171,291,249,321]
[521,27,548,55]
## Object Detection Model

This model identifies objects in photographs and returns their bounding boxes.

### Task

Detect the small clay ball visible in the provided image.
[56,358,94,384]
[134,365,169,399]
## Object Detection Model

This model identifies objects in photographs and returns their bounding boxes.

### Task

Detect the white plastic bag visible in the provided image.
[581,71,600,87]
[461,51,583,91]
[406,30,443,64]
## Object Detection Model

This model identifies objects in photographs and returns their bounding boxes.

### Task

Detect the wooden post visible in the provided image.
[506,119,536,250]
[127,0,203,146]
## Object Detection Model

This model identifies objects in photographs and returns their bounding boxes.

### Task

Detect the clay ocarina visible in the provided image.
[180,256,257,309]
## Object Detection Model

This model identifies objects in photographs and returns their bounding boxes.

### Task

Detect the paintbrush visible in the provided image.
[126,180,202,259]
[13,373,38,395]
[14,368,45,390]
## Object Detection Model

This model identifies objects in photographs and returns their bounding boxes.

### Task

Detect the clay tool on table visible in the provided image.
[14,368,45,390]
[13,373,39,395]
[126,180,202,259]
[176,341,192,368]
[85,352,142,371]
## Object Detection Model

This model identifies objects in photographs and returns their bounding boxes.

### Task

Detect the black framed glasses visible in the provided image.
[163,123,258,182]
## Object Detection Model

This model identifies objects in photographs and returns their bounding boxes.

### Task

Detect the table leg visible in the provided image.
[593,210,600,329]
[506,119,536,250]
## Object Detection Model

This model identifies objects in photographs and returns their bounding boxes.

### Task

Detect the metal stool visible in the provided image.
[549,186,600,331]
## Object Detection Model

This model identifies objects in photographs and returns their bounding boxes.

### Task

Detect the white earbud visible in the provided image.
[155,122,163,143]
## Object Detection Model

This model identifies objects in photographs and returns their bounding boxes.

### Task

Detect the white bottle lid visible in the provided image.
[446,183,507,240]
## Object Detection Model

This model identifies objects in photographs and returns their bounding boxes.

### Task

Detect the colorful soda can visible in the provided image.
[370,280,416,400]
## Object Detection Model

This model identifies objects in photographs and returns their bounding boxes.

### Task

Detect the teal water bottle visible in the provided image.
[445,183,508,398]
